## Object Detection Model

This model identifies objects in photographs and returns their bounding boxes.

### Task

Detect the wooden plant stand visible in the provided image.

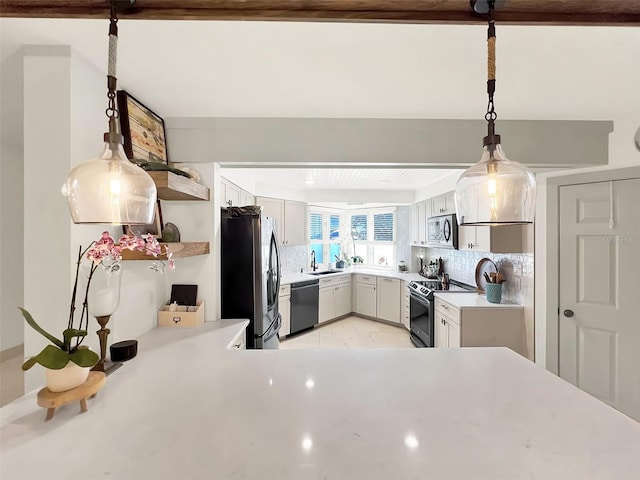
[37,371,106,421]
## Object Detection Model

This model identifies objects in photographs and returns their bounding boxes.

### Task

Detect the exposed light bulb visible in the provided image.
[302,436,313,452]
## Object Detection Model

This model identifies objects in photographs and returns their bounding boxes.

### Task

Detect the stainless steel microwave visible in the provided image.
[427,214,459,249]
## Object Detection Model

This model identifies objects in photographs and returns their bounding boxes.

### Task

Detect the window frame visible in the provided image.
[349,207,397,269]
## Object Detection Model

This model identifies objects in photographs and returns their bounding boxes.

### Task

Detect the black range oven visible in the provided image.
[408,278,475,348]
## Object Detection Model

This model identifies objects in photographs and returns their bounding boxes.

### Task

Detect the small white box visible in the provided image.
[158,301,204,328]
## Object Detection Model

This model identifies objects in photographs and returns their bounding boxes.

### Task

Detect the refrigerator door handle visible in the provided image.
[259,313,282,340]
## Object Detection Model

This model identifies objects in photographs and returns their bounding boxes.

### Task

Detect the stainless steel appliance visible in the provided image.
[221,207,281,349]
[290,279,319,335]
[408,276,474,348]
[427,214,459,249]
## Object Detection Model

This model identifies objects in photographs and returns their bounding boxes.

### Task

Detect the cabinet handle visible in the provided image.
[442,304,449,310]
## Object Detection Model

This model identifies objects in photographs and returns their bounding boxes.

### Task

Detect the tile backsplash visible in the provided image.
[413,246,533,305]
[280,245,309,275]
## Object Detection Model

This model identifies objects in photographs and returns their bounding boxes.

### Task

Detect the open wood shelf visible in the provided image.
[121,242,210,260]
[149,171,210,201]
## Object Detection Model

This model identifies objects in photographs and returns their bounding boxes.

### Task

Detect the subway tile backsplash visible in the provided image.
[415,246,534,305]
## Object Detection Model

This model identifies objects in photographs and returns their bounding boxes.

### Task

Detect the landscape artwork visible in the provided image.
[117,90,168,164]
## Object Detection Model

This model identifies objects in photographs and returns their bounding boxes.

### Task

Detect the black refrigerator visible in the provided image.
[221,207,281,349]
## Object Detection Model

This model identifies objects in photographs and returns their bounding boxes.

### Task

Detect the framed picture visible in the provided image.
[122,201,163,238]
[117,90,168,164]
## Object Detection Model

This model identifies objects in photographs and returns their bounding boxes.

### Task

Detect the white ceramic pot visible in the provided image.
[45,361,90,392]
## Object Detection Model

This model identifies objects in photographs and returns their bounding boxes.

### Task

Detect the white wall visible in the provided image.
[19,46,202,392]
[0,49,24,352]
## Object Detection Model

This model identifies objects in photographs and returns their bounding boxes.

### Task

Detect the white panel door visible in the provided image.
[559,179,640,421]
[376,277,400,323]
[417,201,427,245]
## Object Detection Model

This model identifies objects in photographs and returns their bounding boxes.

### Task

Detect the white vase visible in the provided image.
[45,361,90,392]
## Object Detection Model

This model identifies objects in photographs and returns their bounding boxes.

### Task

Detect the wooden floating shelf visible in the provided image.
[149,171,210,201]
[121,242,210,260]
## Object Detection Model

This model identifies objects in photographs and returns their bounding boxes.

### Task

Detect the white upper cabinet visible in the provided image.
[256,197,307,246]
[417,201,428,245]
[284,200,307,246]
[221,177,253,207]
[458,224,525,253]
[431,191,456,216]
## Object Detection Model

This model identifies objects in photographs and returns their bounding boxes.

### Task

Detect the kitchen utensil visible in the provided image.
[475,257,498,292]
[483,272,491,283]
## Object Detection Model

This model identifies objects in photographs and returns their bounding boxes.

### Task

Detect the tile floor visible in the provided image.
[280,315,414,349]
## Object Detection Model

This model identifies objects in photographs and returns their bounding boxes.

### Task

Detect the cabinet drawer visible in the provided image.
[279,284,291,297]
[319,275,351,289]
[354,274,376,285]
[435,299,460,324]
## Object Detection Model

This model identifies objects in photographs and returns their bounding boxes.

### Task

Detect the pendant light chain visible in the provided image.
[106,1,119,127]
[484,1,498,150]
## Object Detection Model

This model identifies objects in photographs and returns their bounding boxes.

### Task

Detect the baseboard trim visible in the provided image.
[0,344,24,362]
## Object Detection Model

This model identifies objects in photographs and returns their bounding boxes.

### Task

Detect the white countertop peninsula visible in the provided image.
[2,321,640,479]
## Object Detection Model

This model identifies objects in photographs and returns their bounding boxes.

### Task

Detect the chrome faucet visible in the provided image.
[310,251,317,271]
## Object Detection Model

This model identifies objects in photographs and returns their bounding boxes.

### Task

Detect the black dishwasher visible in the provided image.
[290,279,319,335]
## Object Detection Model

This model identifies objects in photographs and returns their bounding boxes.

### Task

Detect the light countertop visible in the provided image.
[281,268,426,285]
[2,320,639,479]
[434,292,524,308]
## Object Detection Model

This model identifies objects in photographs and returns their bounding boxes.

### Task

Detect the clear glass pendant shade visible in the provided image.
[65,141,157,224]
[454,143,536,225]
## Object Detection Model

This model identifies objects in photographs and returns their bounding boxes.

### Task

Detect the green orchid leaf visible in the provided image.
[21,356,38,371]
[69,348,99,368]
[18,308,65,349]
[62,328,87,348]
[27,345,70,370]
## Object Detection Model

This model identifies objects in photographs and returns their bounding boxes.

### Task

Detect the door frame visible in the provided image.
[535,165,640,374]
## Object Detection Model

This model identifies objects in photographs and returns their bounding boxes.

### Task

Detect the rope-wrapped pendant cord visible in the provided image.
[487,36,495,82]
[106,2,119,124]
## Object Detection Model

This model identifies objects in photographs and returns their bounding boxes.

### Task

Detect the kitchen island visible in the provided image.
[1,320,639,479]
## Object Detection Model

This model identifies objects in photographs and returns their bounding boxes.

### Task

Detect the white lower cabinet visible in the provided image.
[434,297,525,356]
[279,284,291,337]
[401,281,410,330]
[376,277,400,323]
[318,275,352,324]
[355,283,377,318]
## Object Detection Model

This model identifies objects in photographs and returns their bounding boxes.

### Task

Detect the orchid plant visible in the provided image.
[20,231,174,371]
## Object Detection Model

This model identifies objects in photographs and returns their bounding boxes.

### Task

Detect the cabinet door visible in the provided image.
[410,203,419,245]
[447,320,461,348]
[279,295,291,337]
[355,283,377,318]
[417,201,427,245]
[219,178,228,205]
[435,315,449,348]
[473,226,491,253]
[240,190,254,207]
[432,192,456,216]
[335,283,352,318]
[318,287,335,324]
[458,225,476,251]
[376,277,400,323]
[226,182,241,207]
[256,197,285,245]
[284,200,307,246]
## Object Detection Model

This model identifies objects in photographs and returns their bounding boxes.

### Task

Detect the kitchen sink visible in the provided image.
[308,271,337,276]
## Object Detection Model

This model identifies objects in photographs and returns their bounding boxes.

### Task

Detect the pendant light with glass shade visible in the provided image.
[454,0,536,226]
[64,0,157,225]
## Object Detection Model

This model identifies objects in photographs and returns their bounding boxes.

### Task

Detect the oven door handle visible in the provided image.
[409,290,431,308]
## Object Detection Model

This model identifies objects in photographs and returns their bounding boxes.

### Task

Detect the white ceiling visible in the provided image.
[223,167,460,190]
[1,19,638,121]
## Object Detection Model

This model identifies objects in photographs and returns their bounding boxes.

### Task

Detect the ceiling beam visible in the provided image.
[1,1,639,26]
